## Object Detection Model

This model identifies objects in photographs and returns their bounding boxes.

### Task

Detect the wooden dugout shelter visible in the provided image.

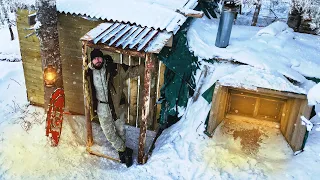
[206,82,313,152]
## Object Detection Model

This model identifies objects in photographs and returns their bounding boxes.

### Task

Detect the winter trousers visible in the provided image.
[97,102,126,152]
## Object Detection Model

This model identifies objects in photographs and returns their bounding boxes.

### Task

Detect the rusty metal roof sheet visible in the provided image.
[81,22,172,53]
[57,0,198,34]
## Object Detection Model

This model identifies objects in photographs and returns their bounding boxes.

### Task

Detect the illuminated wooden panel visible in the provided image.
[257,98,285,122]
[228,93,257,117]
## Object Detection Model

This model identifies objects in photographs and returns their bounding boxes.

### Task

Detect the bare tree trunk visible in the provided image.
[287,1,302,32]
[0,0,14,40]
[8,24,14,40]
[36,0,63,108]
[251,0,262,26]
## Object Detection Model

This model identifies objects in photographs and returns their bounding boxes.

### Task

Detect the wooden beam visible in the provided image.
[86,42,146,58]
[226,86,306,100]
[82,41,93,146]
[176,8,204,18]
[138,53,156,164]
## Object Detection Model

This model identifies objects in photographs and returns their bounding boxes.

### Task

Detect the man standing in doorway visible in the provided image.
[89,49,137,167]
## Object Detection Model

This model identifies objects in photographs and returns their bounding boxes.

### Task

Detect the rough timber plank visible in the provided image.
[17,9,44,106]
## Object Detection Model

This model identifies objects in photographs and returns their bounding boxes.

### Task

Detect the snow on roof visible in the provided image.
[81,22,172,53]
[187,17,320,94]
[218,65,307,94]
[56,0,198,33]
[308,83,320,105]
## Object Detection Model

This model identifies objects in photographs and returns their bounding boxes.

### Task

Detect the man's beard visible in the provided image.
[92,62,103,70]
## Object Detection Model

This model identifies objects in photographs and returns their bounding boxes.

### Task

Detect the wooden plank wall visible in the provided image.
[16,9,44,106]
[207,84,229,136]
[92,50,163,130]
[58,14,103,114]
[280,98,312,151]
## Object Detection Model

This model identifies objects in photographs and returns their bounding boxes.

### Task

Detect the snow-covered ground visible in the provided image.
[1,14,320,180]
[0,25,21,61]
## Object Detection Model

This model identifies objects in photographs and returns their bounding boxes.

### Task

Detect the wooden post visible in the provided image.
[149,58,159,130]
[138,53,155,164]
[82,41,93,146]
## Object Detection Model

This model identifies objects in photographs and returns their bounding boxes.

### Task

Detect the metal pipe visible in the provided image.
[215,9,236,48]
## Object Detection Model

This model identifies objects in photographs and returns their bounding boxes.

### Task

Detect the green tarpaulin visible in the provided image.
[157,18,199,127]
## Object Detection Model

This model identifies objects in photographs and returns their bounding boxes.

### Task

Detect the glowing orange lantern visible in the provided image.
[44,65,57,87]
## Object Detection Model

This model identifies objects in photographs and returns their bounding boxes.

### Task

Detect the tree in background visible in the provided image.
[291,0,320,34]
[0,0,15,40]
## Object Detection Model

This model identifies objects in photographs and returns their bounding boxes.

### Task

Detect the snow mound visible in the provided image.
[187,17,320,92]
[308,83,320,105]
[256,21,289,36]
[219,65,306,94]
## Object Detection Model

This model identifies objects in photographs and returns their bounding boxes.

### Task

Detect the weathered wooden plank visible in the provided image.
[290,100,312,151]
[24,81,44,90]
[129,77,139,126]
[82,41,93,146]
[284,99,301,142]
[280,99,292,135]
[156,62,166,121]
[63,74,83,83]
[21,56,42,65]
[64,91,84,104]
[65,102,85,114]
[23,65,43,73]
[149,57,159,130]
[58,13,103,29]
[138,53,155,164]
[207,84,228,136]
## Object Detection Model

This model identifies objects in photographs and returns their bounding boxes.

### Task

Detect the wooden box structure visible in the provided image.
[207,83,312,152]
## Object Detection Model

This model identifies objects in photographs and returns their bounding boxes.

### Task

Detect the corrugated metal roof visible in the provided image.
[57,0,198,34]
[81,22,172,53]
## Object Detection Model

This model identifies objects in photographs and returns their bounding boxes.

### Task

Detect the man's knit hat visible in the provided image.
[90,49,103,60]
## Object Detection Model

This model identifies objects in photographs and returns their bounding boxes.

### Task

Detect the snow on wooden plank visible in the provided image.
[93,23,120,44]
[108,25,132,46]
[121,28,145,49]
[101,24,127,43]
[115,26,139,47]
[129,28,152,49]
[145,32,172,53]
[81,23,113,41]
[81,22,173,53]
[137,30,158,51]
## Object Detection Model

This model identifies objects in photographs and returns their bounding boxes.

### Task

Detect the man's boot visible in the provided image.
[119,147,133,167]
